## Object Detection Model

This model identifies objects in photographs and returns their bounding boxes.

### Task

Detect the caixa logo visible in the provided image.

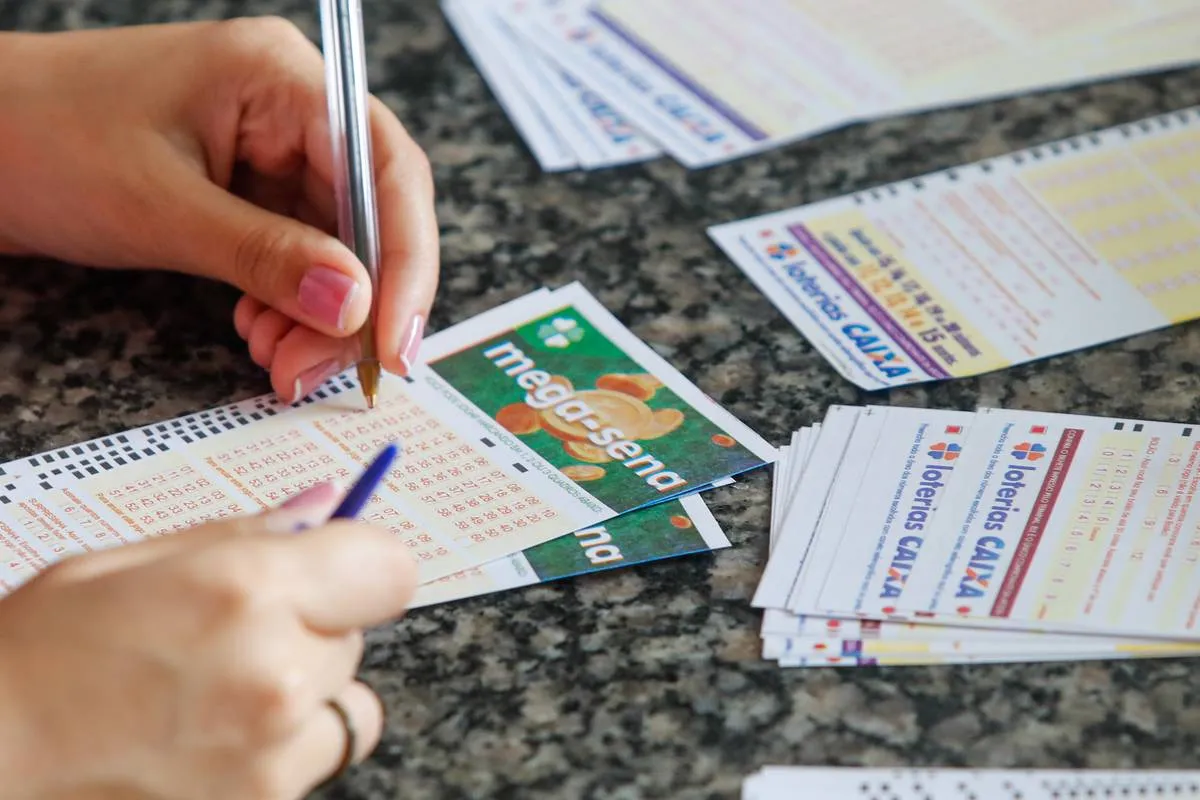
[654,94,726,144]
[839,323,912,380]
[880,440,961,598]
[979,442,1044,532]
[952,439,1049,599]
[954,535,1004,599]
[580,90,637,143]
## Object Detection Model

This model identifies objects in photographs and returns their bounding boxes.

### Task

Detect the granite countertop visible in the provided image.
[5,1,1200,798]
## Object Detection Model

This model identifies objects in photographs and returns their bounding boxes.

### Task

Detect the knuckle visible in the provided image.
[207,658,307,747]
[214,15,309,57]
[186,548,273,625]
[192,577,256,631]
[233,225,292,296]
[240,671,307,740]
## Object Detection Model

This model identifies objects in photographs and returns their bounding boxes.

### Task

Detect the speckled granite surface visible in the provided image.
[5,1,1200,798]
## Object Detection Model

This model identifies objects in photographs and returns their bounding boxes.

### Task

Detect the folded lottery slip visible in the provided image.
[754,404,1200,668]
[0,283,773,592]
[711,105,1200,388]
[743,767,1200,799]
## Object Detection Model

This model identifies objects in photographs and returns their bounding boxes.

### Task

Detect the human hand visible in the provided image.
[0,482,417,800]
[0,19,438,402]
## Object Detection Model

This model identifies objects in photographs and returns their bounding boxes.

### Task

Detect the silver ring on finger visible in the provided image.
[318,697,357,788]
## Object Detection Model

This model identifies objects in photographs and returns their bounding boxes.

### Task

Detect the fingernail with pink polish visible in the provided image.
[280,480,340,510]
[298,266,359,331]
[291,358,342,404]
[398,315,425,374]
[265,481,342,534]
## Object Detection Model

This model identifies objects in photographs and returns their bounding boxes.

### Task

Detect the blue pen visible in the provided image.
[330,442,401,520]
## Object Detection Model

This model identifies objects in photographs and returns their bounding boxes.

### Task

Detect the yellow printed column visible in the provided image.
[1021,146,1200,322]
[1028,431,1141,623]
[1149,435,1200,630]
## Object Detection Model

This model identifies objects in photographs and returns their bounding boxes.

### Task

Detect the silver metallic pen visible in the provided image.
[319,0,381,409]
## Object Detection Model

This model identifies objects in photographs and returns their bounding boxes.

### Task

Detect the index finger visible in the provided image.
[277,520,419,632]
[367,96,440,376]
[303,92,439,376]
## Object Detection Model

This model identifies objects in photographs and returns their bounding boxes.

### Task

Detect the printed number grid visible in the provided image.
[311,396,427,461]
[1021,144,1200,321]
[872,200,1044,358]
[1157,441,1200,627]
[1132,124,1200,216]
[8,498,88,563]
[983,0,1131,39]
[360,492,423,552]
[52,487,137,550]
[1093,431,1200,631]
[595,0,822,137]
[205,428,353,507]
[1034,432,1138,622]
[315,390,563,565]
[429,564,489,586]
[790,0,1005,79]
[98,463,247,536]
[0,519,49,577]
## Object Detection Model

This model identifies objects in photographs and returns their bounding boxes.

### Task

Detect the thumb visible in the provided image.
[168,169,371,337]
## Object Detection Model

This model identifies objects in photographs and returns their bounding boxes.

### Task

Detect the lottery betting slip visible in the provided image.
[711,105,1200,389]
[444,0,1200,170]
[742,767,1200,799]
[756,404,1200,668]
[0,283,774,605]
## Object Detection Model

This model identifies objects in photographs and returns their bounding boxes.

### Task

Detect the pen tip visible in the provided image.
[355,359,382,412]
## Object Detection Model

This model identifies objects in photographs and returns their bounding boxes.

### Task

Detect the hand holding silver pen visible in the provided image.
[320,0,383,407]
[318,0,439,409]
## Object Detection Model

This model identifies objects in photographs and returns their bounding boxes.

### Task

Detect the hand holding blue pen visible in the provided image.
[0,440,416,799]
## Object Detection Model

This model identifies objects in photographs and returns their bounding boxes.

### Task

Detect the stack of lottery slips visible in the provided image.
[443,0,1200,171]
[440,0,663,172]
[0,283,776,609]
[743,767,1200,799]
[756,404,1200,667]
